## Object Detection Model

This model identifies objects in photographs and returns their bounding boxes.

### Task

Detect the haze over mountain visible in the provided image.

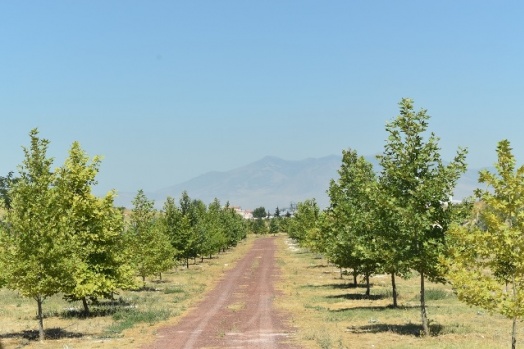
[113,155,485,210]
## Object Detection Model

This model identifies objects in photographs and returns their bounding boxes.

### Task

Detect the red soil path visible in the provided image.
[142,236,299,349]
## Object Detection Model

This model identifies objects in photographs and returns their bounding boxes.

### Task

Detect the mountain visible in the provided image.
[150,155,342,210]
[113,155,486,210]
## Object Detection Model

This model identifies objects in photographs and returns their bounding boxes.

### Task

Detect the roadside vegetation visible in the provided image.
[276,236,523,349]
[2,97,524,349]
[0,235,256,349]
[0,128,251,347]
[283,98,524,349]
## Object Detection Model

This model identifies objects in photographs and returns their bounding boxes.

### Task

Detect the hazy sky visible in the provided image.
[1,1,523,196]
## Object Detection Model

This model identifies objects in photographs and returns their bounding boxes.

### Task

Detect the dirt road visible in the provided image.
[143,236,298,349]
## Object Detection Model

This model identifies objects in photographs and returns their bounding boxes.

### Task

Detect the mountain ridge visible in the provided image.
[113,155,485,210]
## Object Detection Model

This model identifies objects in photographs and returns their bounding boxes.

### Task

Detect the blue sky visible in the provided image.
[1,1,523,196]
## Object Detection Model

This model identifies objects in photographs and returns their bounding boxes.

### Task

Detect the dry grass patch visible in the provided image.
[227,301,247,312]
[275,236,522,349]
[0,235,256,349]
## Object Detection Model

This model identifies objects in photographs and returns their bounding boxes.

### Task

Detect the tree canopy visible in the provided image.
[376,98,467,334]
[446,139,524,349]
[0,129,77,340]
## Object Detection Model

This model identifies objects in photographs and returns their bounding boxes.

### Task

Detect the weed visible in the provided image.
[105,306,171,335]
[112,308,150,323]
[422,288,452,301]
[316,332,333,349]
[164,286,185,294]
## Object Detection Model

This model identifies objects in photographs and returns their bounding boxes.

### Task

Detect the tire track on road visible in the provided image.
[143,237,297,349]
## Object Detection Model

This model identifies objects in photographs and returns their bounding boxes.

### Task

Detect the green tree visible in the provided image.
[288,199,320,248]
[126,190,175,286]
[0,171,18,210]
[161,196,183,260]
[189,198,209,261]
[0,129,76,341]
[269,217,280,236]
[203,198,227,258]
[252,206,267,219]
[377,98,467,334]
[445,140,524,349]
[252,216,268,234]
[221,203,248,246]
[326,149,381,295]
[251,205,268,235]
[163,193,198,268]
[174,192,200,268]
[56,142,134,315]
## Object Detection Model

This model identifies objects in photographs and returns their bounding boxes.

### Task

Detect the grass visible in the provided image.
[274,236,523,349]
[0,234,256,349]
[104,307,172,336]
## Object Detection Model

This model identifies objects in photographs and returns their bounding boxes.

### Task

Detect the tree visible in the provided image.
[252,206,267,219]
[251,206,268,235]
[288,199,320,248]
[221,203,248,247]
[176,192,201,267]
[445,140,524,349]
[252,217,268,234]
[0,129,77,341]
[203,198,227,258]
[269,217,280,236]
[166,192,199,268]
[189,198,209,261]
[126,190,175,286]
[377,98,467,334]
[161,196,182,259]
[0,171,18,210]
[56,142,135,315]
[326,149,381,295]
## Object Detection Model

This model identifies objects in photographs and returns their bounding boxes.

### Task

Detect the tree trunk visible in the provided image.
[391,273,398,308]
[36,295,45,341]
[353,270,358,287]
[142,275,146,288]
[420,272,429,335]
[340,268,343,280]
[159,272,162,281]
[82,297,90,317]
[365,272,371,297]
[186,258,189,269]
[512,276,518,349]
[512,316,517,349]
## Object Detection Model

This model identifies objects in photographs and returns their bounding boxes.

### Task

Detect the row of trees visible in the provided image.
[0,129,249,341]
[289,98,524,348]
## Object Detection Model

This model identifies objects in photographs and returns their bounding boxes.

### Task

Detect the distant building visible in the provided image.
[232,206,253,220]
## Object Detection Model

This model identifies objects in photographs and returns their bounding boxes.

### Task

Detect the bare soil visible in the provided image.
[142,236,298,349]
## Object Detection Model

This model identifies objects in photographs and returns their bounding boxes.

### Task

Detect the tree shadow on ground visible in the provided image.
[0,328,85,341]
[130,286,160,292]
[301,283,371,290]
[331,304,419,312]
[61,307,119,319]
[61,299,135,319]
[95,299,133,307]
[327,293,388,301]
[347,323,444,337]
